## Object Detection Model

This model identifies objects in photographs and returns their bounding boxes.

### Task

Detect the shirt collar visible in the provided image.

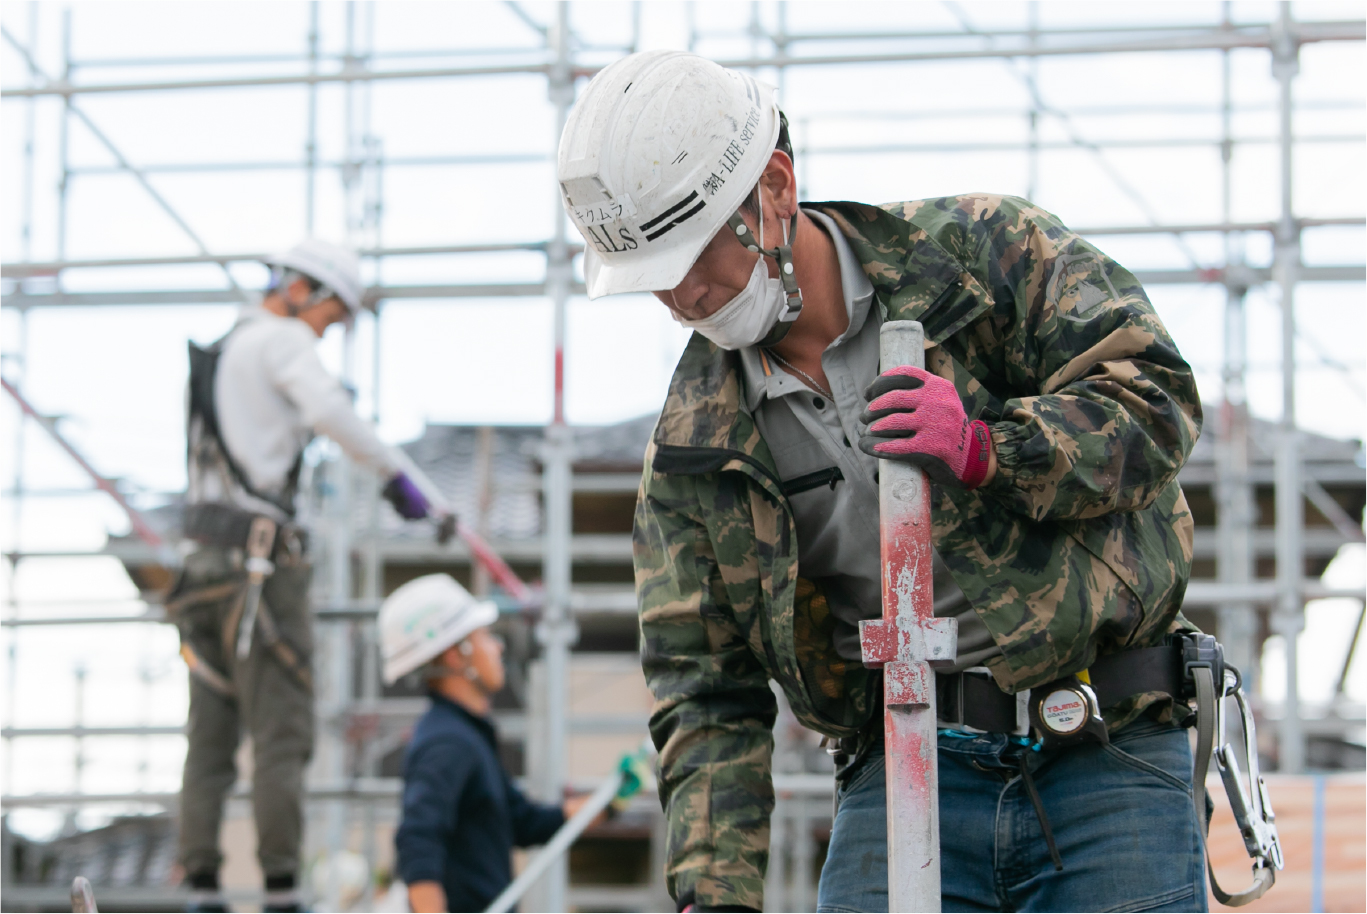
[235,296,272,324]
[739,206,876,411]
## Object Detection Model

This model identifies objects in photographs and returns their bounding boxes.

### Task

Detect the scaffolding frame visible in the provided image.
[2,2,1365,910]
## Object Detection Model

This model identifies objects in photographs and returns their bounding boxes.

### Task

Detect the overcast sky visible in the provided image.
[1,1,1363,837]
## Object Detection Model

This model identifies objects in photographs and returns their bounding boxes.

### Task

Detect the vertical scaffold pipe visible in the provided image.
[858,321,956,913]
[538,5,576,910]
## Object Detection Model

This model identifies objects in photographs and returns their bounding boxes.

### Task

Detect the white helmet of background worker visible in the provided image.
[557,51,802,342]
[264,238,367,317]
[378,574,499,685]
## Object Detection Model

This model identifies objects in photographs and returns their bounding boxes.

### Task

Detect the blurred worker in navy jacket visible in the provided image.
[379,574,597,913]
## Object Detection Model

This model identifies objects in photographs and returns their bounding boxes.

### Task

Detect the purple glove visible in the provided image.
[859,365,993,490]
[383,472,432,520]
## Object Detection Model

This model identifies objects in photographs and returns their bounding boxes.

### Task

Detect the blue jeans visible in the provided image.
[815,719,1207,913]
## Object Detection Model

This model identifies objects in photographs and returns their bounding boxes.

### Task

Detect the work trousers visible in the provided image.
[816,719,1207,913]
[174,546,315,881]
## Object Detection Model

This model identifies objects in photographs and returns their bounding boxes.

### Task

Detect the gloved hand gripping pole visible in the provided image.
[390,452,534,605]
[858,321,957,913]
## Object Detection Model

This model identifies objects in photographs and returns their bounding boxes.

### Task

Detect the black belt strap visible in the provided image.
[937,669,1019,732]
[1087,644,1184,708]
[937,644,1185,732]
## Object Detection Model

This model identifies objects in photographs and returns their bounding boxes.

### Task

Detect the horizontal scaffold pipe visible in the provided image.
[0,774,833,808]
[805,134,1364,155]
[0,241,580,278]
[2,222,1357,281]
[2,21,1361,99]
[51,131,1367,177]
[0,712,652,742]
[0,282,591,308]
[6,268,1364,310]
[773,22,1358,42]
[3,581,1358,627]
[0,59,557,98]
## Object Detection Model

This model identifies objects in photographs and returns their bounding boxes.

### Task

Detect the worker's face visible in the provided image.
[282,276,349,337]
[652,152,796,321]
[460,627,506,694]
[298,296,349,338]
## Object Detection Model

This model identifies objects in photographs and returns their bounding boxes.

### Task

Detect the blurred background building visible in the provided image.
[1,2,1363,911]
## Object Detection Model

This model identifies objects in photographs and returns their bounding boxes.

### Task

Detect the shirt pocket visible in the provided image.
[769,436,841,487]
[781,465,844,497]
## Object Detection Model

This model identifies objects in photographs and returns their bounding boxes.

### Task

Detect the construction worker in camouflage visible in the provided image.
[171,239,436,912]
[558,52,1206,913]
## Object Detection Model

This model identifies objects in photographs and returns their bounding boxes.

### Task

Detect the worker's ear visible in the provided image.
[285,275,314,307]
[759,150,797,219]
[437,642,466,671]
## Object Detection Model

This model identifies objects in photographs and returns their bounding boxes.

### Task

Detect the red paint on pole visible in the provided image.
[456,520,534,605]
[860,321,953,912]
[3,376,164,549]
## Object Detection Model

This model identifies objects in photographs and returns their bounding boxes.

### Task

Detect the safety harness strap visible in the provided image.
[174,579,313,696]
[164,580,243,617]
[180,643,236,699]
[1192,667,1276,906]
[187,330,301,519]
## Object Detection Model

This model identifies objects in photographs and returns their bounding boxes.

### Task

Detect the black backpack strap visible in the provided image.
[187,329,297,517]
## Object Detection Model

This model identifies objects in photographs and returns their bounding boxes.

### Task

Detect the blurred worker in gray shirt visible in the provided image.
[169,239,435,912]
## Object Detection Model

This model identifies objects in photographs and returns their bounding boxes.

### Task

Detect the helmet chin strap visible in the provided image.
[724,186,803,347]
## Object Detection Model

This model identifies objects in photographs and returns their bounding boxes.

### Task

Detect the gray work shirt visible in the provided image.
[738,207,1000,672]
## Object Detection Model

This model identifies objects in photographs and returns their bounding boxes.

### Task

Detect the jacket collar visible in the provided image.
[653,201,985,458]
[428,689,499,749]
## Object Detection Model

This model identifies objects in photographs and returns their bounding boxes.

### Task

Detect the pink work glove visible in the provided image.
[859,365,993,490]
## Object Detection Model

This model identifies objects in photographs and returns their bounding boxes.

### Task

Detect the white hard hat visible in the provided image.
[264,238,366,315]
[558,50,782,298]
[378,574,499,684]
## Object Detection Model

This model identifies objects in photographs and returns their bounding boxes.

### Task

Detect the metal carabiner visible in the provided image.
[1212,670,1284,873]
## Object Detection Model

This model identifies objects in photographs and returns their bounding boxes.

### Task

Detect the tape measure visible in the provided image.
[1028,675,1109,750]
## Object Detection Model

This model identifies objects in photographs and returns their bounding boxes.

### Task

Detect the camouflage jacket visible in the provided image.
[633,195,1200,909]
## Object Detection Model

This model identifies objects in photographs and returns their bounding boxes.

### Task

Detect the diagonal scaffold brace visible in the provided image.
[858,321,958,913]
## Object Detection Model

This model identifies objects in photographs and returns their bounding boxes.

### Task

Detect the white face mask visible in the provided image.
[672,255,787,351]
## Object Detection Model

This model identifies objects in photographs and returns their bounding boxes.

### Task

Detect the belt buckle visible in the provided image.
[1013,686,1030,738]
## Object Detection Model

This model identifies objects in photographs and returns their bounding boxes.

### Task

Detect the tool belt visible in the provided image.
[826,633,1283,904]
[936,641,1184,735]
[169,505,312,698]
[170,580,314,699]
[182,501,308,560]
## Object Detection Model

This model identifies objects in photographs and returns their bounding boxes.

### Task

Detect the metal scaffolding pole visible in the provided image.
[2,18,1359,100]
[1026,4,1039,200]
[536,5,577,910]
[0,7,1363,904]
[1272,1,1306,773]
[1,25,247,301]
[4,0,39,803]
[860,322,948,913]
[55,10,70,271]
[305,1,320,236]
[1215,0,1259,689]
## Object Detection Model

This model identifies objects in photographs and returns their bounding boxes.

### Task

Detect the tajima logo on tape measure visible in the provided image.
[1041,688,1088,734]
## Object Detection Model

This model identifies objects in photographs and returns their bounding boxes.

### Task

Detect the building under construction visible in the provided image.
[1,2,1364,912]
